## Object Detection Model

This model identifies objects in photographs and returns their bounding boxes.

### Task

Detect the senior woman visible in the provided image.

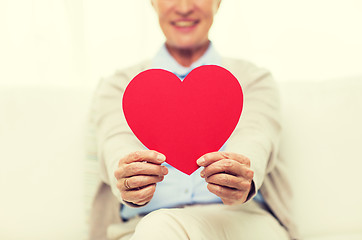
[89,0,298,239]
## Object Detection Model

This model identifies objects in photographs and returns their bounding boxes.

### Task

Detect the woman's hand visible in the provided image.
[114,150,168,206]
[197,152,254,205]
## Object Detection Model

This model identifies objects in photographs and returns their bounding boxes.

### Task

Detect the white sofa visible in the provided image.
[0,77,361,240]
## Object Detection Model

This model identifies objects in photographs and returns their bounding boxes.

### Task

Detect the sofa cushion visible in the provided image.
[0,86,93,239]
[279,77,362,237]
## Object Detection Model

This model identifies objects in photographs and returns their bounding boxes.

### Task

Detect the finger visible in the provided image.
[220,194,247,205]
[205,173,252,191]
[123,150,166,165]
[197,152,250,167]
[117,162,168,178]
[201,159,254,180]
[207,183,246,203]
[121,184,156,205]
[117,175,164,191]
[135,195,154,206]
[125,184,156,206]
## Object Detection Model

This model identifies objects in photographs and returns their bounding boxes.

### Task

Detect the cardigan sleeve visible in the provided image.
[91,63,149,203]
[223,59,282,201]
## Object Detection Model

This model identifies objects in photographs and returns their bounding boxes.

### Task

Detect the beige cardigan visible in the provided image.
[88,58,299,240]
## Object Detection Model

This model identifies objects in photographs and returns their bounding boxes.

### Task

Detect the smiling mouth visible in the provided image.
[172,20,199,28]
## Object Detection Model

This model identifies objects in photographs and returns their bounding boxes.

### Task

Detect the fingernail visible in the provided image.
[247,170,254,179]
[157,154,166,162]
[200,170,205,178]
[162,166,168,175]
[197,157,205,166]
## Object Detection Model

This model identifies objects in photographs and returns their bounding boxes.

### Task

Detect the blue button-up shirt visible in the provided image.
[121,43,263,220]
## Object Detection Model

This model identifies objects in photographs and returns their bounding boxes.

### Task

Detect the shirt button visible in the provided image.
[185,189,189,194]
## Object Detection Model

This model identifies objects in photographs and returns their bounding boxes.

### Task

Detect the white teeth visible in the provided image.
[174,21,196,27]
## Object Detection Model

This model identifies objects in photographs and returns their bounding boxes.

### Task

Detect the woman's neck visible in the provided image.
[166,41,210,67]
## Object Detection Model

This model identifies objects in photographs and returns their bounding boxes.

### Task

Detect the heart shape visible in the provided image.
[122,65,243,175]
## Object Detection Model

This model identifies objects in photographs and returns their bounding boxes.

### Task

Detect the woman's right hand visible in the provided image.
[114,150,168,206]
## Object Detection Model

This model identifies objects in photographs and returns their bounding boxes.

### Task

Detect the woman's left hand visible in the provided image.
[197,152,254,205]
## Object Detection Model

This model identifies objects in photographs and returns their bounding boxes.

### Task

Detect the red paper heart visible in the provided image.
[122,65,243,175]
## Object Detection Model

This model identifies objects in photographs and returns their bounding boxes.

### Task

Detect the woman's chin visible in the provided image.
[166,40,209,51]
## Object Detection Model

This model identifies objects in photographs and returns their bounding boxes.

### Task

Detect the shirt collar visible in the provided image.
[151,42,221,79]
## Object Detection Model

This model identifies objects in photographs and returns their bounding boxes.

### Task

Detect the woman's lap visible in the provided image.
[107,201,289,240]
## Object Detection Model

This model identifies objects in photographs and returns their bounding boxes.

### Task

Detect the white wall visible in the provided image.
[1,0,361,88]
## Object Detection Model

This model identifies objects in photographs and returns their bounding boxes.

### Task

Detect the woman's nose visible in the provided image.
[175,0,194,16]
